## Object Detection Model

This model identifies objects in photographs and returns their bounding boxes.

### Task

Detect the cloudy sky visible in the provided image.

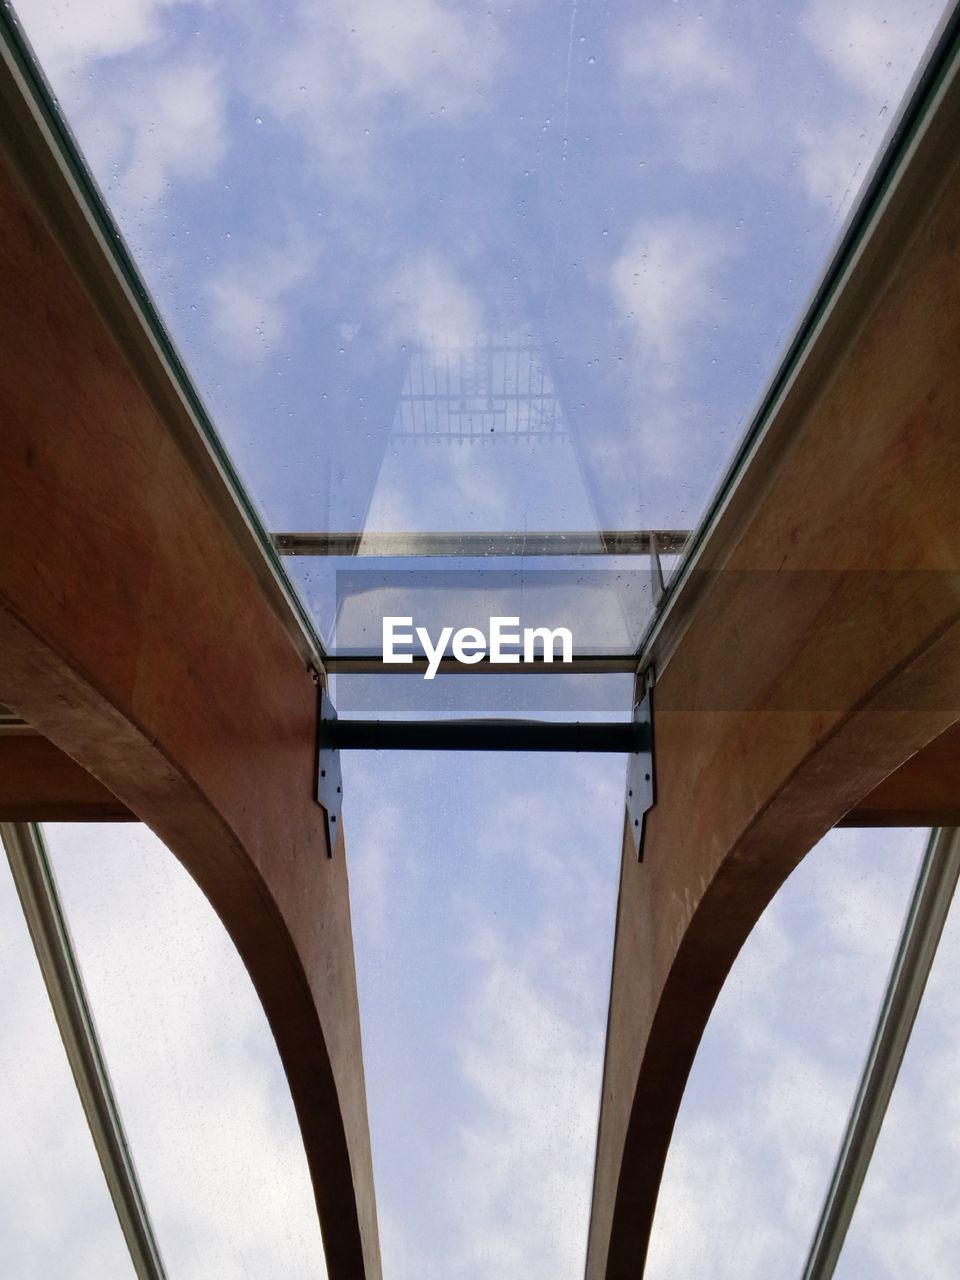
[3,0,955,1276]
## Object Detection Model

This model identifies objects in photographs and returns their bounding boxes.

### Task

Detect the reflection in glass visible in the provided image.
[44,824,328,1280]
[646,827,928,1279]
[10,0,951,648]
[361,329,597,533]
[344,746,626,1279]
[0,838,134,1277]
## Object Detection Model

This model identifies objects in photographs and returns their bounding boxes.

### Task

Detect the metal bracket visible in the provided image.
[626,688,656,862]
[317,684,653,860]
[316,689,343,858]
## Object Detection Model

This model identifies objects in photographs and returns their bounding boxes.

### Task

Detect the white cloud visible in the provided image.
[263,0,502,170]
[122,59,228,207]
[207,231,322,361]
[16,0,204,82]
[615,11,764,176]
[795,0,944,208]
[380,253,485,347]
[620,13,742,94]
[43,54,228,225]
[614,0,942,213]
[343,752,623,1280]
[15,2,227,214]
[804,0,938,102]
[610,217,732,387]
[449,958,600,1278]
[428,761,622,1280]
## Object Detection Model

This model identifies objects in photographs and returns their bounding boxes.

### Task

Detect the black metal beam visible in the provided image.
[325,652,638,675]
[319,717,646,753]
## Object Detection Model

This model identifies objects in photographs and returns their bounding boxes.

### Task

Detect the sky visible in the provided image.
[3,0,956,1277]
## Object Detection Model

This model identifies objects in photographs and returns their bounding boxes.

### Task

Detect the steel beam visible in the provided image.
[321,717,645,753]
[325,652,638,675]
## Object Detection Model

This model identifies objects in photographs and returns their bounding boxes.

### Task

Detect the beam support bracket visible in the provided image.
[316,689,343,858]
[625,689,656,861]
[316,691,656,861]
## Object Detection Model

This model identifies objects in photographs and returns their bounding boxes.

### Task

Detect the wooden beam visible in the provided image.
[0,36,381,1280]
[587,28,960,1280]
[841,721,960,826]
[0,733,134,820]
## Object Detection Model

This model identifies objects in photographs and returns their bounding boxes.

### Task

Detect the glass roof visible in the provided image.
[834,839,960,1278]
[45,823,328,1279]
[4,2,960,1277]
[8,0,951,659]
[647,826,927,1279]
[0,839,135,1277]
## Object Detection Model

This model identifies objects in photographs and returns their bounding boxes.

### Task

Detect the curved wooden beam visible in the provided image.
[0,55,380,1280]
[0,733,134,820]
[587,32,960,1280]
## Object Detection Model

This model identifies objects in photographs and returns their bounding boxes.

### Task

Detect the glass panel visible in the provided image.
[43,823,328,1279]
[834,835,960,1279]
[333,665,635,717]
[9,0,951,646]
[646,826,928,1279]
[0,837,134,1276]
[344,744,627,1278]
[298,559,653,661]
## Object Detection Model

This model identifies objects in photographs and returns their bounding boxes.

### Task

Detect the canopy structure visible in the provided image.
[3,2,960,1277]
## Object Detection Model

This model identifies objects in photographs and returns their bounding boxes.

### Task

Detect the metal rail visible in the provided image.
[320,717,645,752]
[801,826,960,1280]
[324,652,638,675]
[274,530,689,558]
[0,823,167,1280]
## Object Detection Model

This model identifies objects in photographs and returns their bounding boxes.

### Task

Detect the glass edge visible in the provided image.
[636,1,960,669]
[0,1,326,669]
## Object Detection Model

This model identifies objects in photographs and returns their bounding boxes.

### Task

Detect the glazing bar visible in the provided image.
[801,826,960,1280]
[0,822,167,1280]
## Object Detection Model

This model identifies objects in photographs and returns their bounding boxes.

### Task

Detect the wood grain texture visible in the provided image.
[0,733,134,820]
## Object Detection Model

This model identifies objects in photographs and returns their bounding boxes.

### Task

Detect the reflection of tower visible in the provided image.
[394,333,565,441]
[361,329,600,534]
